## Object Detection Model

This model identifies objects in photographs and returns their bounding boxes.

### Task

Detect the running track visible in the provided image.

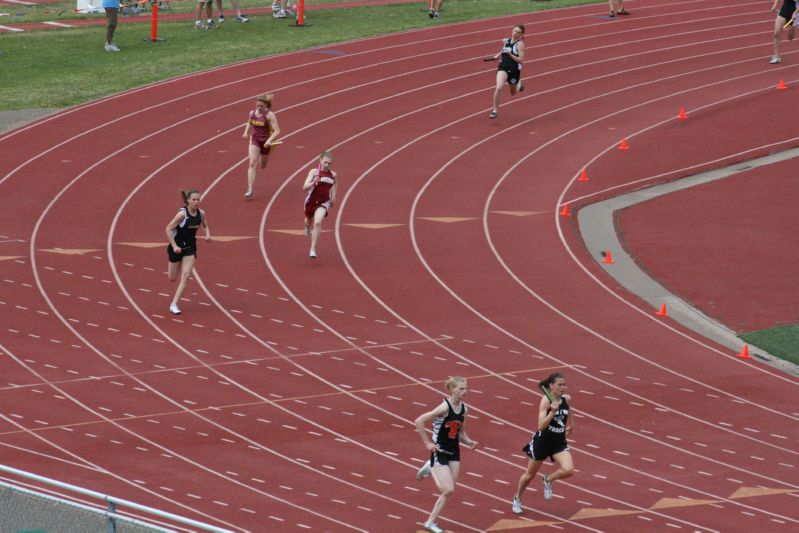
[1,1,798,531]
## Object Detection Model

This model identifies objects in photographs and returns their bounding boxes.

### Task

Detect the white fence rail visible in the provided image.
[0,464,234,533]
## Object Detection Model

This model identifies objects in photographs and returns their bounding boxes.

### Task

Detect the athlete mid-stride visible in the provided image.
[511,372,575,514]
[414,376,478,533]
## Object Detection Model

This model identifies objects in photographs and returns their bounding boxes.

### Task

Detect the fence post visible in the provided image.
[107,498,117,533]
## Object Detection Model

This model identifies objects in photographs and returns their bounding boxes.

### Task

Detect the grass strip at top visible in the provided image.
[0,0,387,24]
[0,0,599,110]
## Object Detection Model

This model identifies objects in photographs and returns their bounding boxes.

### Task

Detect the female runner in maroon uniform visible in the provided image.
[511,372,575,514]
[490,24,525,119]
[302,151,337,258]
[414,376,478,533]
[241,93,280,198]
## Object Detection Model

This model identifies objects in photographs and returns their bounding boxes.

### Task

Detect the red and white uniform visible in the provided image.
[304,167,336,219]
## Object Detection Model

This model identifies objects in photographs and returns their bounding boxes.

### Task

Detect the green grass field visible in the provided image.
[0,0,596,110]
[741,325,799,366]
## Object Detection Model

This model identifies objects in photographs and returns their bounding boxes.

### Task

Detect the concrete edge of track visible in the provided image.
[579,149,799,377]
[0,109,63,135]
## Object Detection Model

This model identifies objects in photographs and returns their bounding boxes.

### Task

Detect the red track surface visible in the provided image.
[1,2,798,531]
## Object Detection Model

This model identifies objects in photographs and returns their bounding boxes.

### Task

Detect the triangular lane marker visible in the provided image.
[210,235,256,242]
[39,248,101,255]
[118,236,254,247]
[0,256,23,262]
[417,217,477,223]
[491,210,548,217]
[268,229,330,236]
[487,518,560,530]
[570,507,639,520]
[343,223,405,229]
[730,487,798,499]
[118,242,165,249]
[650,497,722,509]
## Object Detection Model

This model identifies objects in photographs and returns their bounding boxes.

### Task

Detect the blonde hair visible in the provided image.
[445,376,466,391]
[257,93,274,109]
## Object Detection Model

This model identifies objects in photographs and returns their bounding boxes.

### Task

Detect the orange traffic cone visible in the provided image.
[602,251,615,264]
[559,204,571,216]
[777,79,787,90]
[618,138,630,150]
[578,169,589,181]
[677,108,688,120]
[655,303,668,317]
[737,345,751,359]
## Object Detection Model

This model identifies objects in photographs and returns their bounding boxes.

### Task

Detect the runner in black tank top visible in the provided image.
[166,189,211,315]
[414,376,478,533]
[511,372,576,515]
[490,24,526,119]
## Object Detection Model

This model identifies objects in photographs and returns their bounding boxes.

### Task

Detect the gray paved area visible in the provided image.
[579,150,799,376]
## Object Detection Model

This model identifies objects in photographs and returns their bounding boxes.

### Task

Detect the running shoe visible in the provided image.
[517,80,524,92]
[206,19,216,29]
[617,8,630,15]
[218,13,225,23]
[770,55,782,64]
[428,8,434,17]
[423,522,444,533]
[271,1,280,12]
[416,461,431,481]
[609,10,615,17]
[274,9,287,18]
[194,20,206,29]
[104,43,120,52]
[432,11,440,18]
[543,474,553,500]
[489,110,497,119]
[244,190,253,199]
[169,303,181,315]
[236,14,249,22]
[310,249,317,258]
[512,496,522,514]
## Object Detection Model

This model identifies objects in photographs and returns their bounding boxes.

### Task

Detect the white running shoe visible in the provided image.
[423,522,444,533]
[236,14,249,22]
[416,461,431,481]
[273,9,287,18]
[770,55,782,64]
[309,249,317,258]
[104,43,120,52]
[543,474,553,500]
[169,303,181,315]
[194,20,206,29]
[512,495,522,514]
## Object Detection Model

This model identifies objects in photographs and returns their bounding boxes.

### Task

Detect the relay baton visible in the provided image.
[784,17,796,29]
[539,383,554,404]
